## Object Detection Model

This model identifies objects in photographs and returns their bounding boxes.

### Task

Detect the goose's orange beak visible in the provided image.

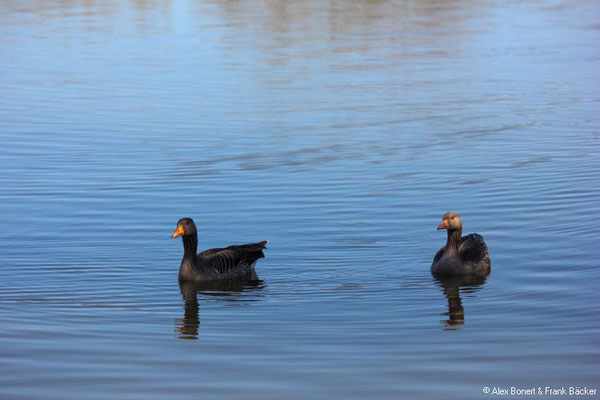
[171,226,185,238]
[437,219,449,230]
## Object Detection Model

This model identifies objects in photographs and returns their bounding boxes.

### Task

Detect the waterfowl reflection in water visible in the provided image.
[176,276,265,340]
[434,275,488,331]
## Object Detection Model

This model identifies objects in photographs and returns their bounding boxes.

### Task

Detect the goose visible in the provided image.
[172,218,267,282]
[431,212,490,276]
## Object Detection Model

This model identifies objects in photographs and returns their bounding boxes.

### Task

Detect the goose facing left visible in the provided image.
[171,218,268,282]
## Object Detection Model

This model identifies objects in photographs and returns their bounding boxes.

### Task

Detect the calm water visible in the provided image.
[1,1,599,399]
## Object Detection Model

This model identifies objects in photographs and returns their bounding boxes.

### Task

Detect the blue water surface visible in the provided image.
[1,1,599,399]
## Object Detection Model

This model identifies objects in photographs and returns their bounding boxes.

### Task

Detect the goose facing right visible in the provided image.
[431,212,491,277]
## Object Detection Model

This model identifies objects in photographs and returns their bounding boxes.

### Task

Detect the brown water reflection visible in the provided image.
[3,0,486,47]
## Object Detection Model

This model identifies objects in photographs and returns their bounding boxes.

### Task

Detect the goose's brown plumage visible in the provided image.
[172,218,268,282]
[431,212,491,276]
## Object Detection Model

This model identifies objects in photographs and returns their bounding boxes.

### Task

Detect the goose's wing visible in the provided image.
[198,249,247,274]
[458,234,489,264]
[197,241,268,275]
[432,246,445,267]
[224,240,268,254]
[198,247,226,257]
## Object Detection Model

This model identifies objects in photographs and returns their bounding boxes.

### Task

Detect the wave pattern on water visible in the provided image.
[1,0,599,399]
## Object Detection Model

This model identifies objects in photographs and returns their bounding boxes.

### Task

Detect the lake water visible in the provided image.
[1,1,599,399]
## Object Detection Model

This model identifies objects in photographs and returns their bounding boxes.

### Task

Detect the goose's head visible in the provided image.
[437,212,462,232]
[172,218,197,238]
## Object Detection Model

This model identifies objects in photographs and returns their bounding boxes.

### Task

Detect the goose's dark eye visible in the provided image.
[185,222,189,225]
[451,217,455,219]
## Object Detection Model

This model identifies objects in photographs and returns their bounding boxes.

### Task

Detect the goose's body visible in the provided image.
[172,218,267,282]
[431,212,490,277]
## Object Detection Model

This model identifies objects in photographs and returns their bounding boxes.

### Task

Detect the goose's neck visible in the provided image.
[182,233,198,261]
[445,228,462,256]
